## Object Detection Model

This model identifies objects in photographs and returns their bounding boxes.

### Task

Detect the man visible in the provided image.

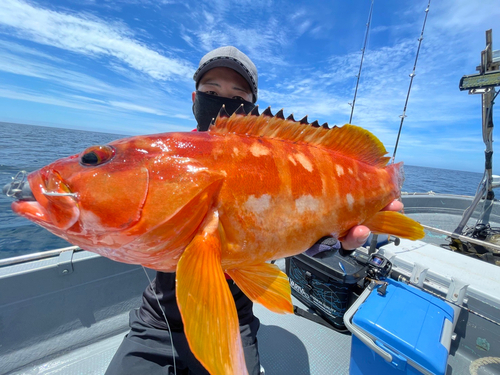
[106,46,402,375]
[105,46,263,375]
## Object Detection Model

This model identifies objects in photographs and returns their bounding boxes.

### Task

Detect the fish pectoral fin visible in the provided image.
[226,263,293,314]
[363,211,425,240]
[176,209,248,375]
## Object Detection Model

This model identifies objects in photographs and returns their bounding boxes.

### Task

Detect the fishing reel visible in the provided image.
[363,253,392,295]
[366,253,392,281]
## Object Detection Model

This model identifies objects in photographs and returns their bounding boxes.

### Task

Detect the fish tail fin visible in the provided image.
[363,211,424,240]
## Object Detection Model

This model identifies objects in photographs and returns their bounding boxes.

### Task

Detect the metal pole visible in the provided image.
[478,30,495,225]
[454,30,497,234]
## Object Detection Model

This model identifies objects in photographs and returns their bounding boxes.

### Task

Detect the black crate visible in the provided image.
[286,251,367,330]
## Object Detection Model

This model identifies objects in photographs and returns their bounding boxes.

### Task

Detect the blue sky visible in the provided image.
[0,0,499,173]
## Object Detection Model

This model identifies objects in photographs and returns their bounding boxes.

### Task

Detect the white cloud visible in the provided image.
[0,86,97,111]
[0,36,193,120]
[0,0,195,81]
[0,48,119,95]
[176,3,290,67]
[109,101,166,115]
[432,1,500,33]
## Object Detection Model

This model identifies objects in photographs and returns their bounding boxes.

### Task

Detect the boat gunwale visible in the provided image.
[0,246,81,268]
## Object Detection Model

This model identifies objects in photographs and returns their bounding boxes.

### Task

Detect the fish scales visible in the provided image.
[195,133,397,267]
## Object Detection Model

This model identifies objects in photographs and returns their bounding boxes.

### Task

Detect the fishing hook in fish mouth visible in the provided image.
[41,188,78,198]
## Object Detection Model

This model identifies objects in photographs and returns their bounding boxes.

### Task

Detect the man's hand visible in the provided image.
[341,200,404,250]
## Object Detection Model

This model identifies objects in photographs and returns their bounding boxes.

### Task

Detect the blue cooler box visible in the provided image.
[344,279,454,375]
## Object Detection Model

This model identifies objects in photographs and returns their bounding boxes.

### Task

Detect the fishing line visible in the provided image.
[391,0,432,163]
[142,266,177,375]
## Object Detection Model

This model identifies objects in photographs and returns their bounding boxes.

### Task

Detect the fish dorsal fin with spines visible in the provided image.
[208,105,390,168]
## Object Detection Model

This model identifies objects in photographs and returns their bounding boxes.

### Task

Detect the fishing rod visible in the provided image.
[391,0,432,163]
[368,0,432,254]
[349,0,375,124]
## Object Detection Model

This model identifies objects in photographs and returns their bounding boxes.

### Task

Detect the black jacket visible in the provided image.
[140,271,255,331]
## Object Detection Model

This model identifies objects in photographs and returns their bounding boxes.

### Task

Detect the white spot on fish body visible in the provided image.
[245,194,271,214]
[295,153,313,172]
[212,148,224,160]
[348,168,354,175]
[151,141,171,152]
[346,193,354,210]
[250,142,270,157]
[233,147,239,156]
[335,165,344,176]
[295,195,320,214]
[187,165,208,173]
[288,155,297,166]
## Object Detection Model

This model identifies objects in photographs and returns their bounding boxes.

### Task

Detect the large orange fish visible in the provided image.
[8,108,424,375]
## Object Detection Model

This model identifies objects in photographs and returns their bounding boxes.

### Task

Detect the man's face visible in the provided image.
[193,67,253,102]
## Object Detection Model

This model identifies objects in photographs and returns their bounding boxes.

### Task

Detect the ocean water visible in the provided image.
[0,122,484,260]
[0,122,125,259]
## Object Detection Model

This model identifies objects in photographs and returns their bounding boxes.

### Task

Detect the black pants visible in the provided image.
[105,309,262,375]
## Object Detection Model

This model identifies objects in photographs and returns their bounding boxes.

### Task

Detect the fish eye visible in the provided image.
[80,145,115,166]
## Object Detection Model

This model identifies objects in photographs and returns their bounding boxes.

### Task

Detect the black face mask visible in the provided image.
[192,91,255,132]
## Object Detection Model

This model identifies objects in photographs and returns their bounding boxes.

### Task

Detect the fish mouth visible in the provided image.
[8,169,80,231]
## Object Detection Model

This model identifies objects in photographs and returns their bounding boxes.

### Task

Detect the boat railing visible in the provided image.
[0,245,82,267]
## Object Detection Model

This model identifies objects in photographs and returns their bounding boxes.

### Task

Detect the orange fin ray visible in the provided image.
[176,209,248,375]
[363,211,425,240]
[210,111,390,168]
[226,263,293,314]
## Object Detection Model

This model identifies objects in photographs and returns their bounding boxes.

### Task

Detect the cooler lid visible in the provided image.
[352,279,454,374]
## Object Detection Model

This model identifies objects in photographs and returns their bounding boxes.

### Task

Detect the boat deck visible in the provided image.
[1,257,490,375]
[1,254,353,375]
[5,297,352,375]
[1,286,477,375]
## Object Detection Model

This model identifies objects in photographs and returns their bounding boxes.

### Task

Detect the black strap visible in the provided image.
[293,305,350,333]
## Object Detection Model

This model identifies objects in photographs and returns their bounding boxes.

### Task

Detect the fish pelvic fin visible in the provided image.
[176,209,248,375]
[209,109,390,168]
[363,211,425,240]
[226,263,293,314]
